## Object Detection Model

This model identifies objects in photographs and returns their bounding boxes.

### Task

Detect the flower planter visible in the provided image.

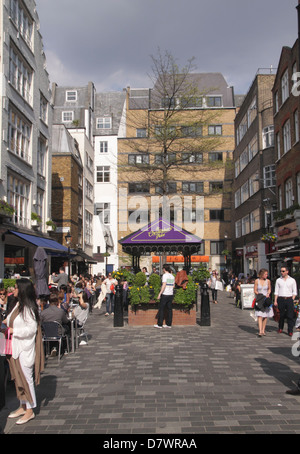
[128,303,196,326]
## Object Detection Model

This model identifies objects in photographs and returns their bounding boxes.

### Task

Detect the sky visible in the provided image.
[35,0,298,95]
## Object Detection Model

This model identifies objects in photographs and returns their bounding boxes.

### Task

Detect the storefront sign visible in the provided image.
[245,244,258,257]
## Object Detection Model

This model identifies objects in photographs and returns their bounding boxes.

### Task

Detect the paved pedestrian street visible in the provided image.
[1,291,300,435]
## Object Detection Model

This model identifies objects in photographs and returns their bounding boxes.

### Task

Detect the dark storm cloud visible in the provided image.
[35,0,297,94]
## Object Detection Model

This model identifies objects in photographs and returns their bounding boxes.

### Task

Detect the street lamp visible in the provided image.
[65,231,72,278]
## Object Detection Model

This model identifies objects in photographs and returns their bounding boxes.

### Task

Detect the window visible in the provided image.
[235,220,242,239]
[242,215,250,235]
[247,97,257,126]
[182,152,203,164]
[262,125,274,149]
[249,172,259,196]
[274,91,279,114]
[283,120,291,153]
[62,111,74,123]
[240,148,248,172]
[85,180,93,200]
[85,210,93,245]
[281,69,289,104]
[285,178,293,208]
[97,117,112,129]
[96,166,110,183]
[95,203,110,225]
[40,94,48,123]
[180,125,202,137]
[294,110,299,143]
[128,154,149,165]
[237,114,247,144]
[248,134,258,160]
[241,181,249,204]
[37,135,47,176]
[155,182,177,194]
[8,106,31,163]
[278,186,282,211]
[208,125,222,136]
[136,128,147,138]
[207,96,222,107]
[7,173,30,227]
[210,241,225,255]
[250,208,260,232]
[276,132,281,160]
[161,97,176,109]
[155,153,176,164]
[263,165,276,188]
[209,210,224,221]
[66,90,77,101]
[9,45,33,104]
[128,183,150,193]
[36,190,44,220]
[209,182,223,193]
[235,160,240,178]
[10,0,33,49]
[182,182,204,193]
[180,96,202,108]
[297,173,300,204]
[100,141,108,153]
[209,152,223,162]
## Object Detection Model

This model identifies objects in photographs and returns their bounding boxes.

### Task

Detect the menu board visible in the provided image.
[240,284,255,310]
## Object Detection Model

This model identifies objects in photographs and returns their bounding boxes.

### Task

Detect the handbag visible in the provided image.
[5,327,12,355]
[215,280,223,291]
[252,298,256,309]
[273,305,280,322]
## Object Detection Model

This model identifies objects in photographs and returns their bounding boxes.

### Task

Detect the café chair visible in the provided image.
[42,321,69,363]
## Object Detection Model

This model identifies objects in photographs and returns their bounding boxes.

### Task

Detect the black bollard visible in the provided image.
[114,284,124,327]
[200,282,210,326]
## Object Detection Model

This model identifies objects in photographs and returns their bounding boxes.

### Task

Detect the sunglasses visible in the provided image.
[0,293,5,295]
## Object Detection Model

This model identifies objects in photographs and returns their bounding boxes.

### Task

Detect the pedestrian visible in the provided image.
[254,269,273,337]
[208,270,219,304]
[2,278,44,425]
[274,266,298,336]
[154,264,175,329]
[94,277,107,310]
[103,272,117,316]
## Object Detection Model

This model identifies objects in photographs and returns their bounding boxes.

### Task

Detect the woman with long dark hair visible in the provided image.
[3,278,44,425]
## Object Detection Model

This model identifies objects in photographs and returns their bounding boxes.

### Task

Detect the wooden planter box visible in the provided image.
[128,302,196,326]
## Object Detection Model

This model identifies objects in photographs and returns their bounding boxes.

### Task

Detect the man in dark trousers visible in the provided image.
[154,264,175,329]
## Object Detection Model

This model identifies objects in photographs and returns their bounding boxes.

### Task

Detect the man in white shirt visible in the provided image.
[274,266,298,336]
[154,264,175,329]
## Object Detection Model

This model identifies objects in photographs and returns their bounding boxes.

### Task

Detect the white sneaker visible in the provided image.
[154,324,162,329]
[163,325,172,328]
[79,340,87,345]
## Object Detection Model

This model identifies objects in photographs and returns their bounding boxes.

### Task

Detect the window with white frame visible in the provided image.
[274,91,279,114]
[278,186,282,211]
[62,111,74,123]
[281,69,289,104]
[9,45,33,104]
[285,178,293,208]
[247,97,257,126]
[8,105,31,163]
[95,203,110,225]
[37,135,47,176]
[263,165,276,188]
[276,132,281,160]
[66,90,77,101]
[10,0,33,49]
[294,110,299,143]
[85,179,93,200]
[96,166,110,183]
[100,141,108,153]
[40,94,48,123]
[97,117,112,129]
[235,219,242,239]
[208,125,222,135]
[136,128,147,138]
[36,190,44,219]
[248,134,258,161]
[283,120,291,154]
[241,181,249,203]
[250,208,260,232]
[242,215,250,235]
[249,172,259,196]
[262,125,274,149]
[85,210,93,245]
[7,173,30,227]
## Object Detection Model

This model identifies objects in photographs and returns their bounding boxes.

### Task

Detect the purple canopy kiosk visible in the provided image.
[120,218,203,272]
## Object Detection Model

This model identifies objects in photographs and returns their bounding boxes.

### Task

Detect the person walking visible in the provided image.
[208,270,219,304]
[254,269,273,337]
[94,277,107,310]
[154,264,175,329]
[274,266,298,336]
[2,278,44,425]
[103,273,117,316]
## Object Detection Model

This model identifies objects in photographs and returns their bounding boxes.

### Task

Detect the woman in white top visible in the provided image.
[3,278,44,425]
[94,277,107,310]
[254,269,273,337]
